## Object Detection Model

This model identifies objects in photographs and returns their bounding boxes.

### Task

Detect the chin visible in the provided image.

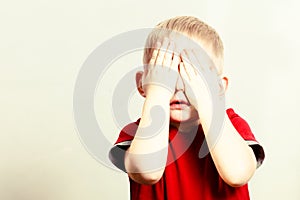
[170,109,199,123]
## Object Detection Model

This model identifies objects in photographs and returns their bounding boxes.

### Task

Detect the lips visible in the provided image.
[170,100,190,109]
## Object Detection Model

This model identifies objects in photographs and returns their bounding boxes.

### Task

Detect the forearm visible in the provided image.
[179,49,257,186]
[199,105,257,187]
[125,88,170,184]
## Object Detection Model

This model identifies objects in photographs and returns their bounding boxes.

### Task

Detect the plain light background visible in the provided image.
[1,0,300,199]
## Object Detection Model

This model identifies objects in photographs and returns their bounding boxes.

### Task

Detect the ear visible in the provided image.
[221,76,229,92]
[135,71,146,97]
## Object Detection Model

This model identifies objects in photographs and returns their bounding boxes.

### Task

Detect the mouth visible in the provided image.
[170,100,190,110]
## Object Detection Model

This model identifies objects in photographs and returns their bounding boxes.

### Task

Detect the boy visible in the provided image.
[109,16,264,200]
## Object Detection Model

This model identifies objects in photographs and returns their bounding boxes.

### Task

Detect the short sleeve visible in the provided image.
[226,108,265,168]
[109,119,140,171]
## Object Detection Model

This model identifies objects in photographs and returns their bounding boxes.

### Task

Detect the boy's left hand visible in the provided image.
[179,49,220,117]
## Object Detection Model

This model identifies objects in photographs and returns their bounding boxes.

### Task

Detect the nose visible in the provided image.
[175,74,185,91]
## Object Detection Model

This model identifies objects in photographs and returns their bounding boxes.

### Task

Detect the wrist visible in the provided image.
[145,85,173,100]
[195,102,213,131]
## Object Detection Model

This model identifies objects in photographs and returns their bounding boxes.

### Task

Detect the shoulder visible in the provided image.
[227,108,265,168]
[226,108,254,139]
[109,119,140,171]
[115,119,140,145]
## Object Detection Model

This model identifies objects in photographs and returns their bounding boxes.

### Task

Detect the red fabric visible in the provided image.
[112,108,264,200]
[226,108,256,142]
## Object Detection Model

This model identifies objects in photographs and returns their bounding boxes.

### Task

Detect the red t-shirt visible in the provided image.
[110,108,265,200]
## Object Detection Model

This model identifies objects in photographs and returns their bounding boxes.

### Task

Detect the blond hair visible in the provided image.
[143,16,224,74]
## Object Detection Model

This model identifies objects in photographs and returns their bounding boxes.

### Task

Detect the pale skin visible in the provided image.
[124,37,257,187]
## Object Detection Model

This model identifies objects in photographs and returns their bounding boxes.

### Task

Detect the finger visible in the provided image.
[192,48,213,72]
[180,49,190,64]
[183,49,199,75]
[179,60,190,81]
[156,38,169,66]
[190,49,205,74]
[170,53,180,73]
[148,42,161,68]
[181,50,196,77]
[170,43,180,72]
[163,40,174,67]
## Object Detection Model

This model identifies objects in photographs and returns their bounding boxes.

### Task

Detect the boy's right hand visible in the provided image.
[142,38,181,99]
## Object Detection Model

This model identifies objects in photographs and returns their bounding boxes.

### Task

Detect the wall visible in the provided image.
[0,0,299,199]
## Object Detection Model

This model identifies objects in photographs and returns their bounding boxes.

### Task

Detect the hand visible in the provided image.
[142,38,181,99]
[179,49,220,115]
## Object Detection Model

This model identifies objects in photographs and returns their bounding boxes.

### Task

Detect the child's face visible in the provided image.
[136,36,226,127]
